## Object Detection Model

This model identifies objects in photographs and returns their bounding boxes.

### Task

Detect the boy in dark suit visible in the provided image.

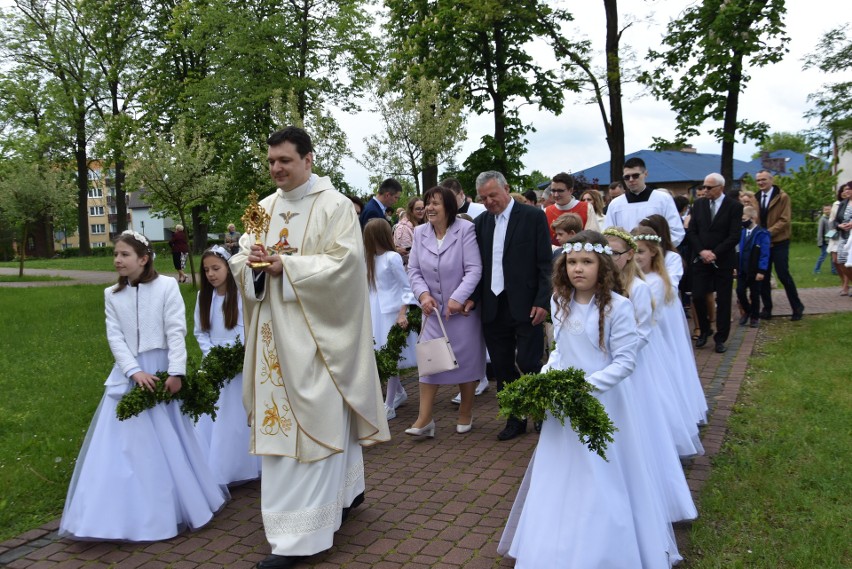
[736,206,770,328]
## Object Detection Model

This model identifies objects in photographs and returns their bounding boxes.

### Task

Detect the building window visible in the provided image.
[110,223,118,233]
[88,188,103,199]
[92,242,106,248]
[109,204,117,214]
[88,169,102,181]
[89,206,105,216]
[91,224,106,235]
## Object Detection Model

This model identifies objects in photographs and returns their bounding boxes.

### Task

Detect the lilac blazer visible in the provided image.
[408,218,485,384]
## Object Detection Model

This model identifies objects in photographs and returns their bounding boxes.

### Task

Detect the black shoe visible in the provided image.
[256,554,306,569]
[750,318,759,328]
[738,315,749,326]
[715,342,727,353]
[759,310,772,320]
[341,491,365,523]
[498,417,527,441]
[695,333,710,348]
[791,305,804,321]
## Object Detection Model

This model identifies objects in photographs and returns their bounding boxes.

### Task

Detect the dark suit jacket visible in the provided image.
[359,197,387,228]
[686,196,743,270]
[474,203,553,323]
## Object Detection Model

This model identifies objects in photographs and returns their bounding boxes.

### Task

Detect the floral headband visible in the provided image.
[563,242,613,255]
[632,234,662,243]
[207,244,232,261]
[121,229,150,248]
[601,228,637,251]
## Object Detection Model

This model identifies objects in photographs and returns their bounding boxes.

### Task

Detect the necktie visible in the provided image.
[710,199,716,220]
[491,214,507,296]
[762,192,769,210]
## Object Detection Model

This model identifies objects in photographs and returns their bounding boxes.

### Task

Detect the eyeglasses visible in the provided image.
[699,184,721,190]
[611,250,629,257]
[623,173,642,181]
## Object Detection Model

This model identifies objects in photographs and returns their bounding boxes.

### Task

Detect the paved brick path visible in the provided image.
[2,286,850,568]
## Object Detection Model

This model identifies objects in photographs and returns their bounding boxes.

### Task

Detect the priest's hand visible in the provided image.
[261,254,284,277]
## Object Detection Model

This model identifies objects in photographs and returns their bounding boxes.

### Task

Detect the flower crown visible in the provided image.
[121,229,149,247]
[601,228,637,251]
[207,244,232,261]
[563,242,613,255]
[632,233,662,243]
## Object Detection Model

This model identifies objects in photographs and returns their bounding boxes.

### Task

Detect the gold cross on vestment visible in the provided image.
[280,211,299,223]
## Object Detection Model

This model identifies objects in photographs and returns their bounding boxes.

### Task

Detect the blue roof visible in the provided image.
[562,149,820,188]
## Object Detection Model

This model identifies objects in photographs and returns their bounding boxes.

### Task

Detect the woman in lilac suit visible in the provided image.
[407,186,485,437]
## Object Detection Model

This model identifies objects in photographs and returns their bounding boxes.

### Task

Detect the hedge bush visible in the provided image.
[791,222,818,243]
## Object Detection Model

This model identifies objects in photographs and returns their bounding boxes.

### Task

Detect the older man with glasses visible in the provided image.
[602,157,685,245]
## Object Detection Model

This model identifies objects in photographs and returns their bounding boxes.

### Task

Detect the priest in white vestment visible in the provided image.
[230,126,391,569]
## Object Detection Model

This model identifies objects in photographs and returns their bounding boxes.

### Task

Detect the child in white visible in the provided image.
[604,227,699,523]
[194,245,261,485]
[60,231,228,542]
[363,219,417,419]
[499,230,678,568]
[633,226,708,427]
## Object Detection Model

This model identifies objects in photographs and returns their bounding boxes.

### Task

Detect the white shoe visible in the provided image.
[451,393,461,405]
[456,420,473,434]
[392,388,408,409]
[475,379,489,396]
[385,405,396,420]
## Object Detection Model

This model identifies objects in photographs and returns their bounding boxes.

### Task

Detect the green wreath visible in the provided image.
[374,306,422,384]
[496,368,617,460]
[116,338,245,423]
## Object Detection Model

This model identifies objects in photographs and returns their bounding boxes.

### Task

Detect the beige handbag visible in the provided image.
[415,311,459,376]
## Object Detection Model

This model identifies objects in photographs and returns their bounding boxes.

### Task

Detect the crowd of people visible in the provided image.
[59,125,827,568]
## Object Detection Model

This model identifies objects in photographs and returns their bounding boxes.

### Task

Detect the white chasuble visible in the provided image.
[230,175,390,464]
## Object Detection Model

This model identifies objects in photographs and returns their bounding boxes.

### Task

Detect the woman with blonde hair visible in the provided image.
[580,190,606,227]
[393,196,427,265]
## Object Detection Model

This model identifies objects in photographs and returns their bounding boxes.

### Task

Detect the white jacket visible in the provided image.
[104,275,187,383]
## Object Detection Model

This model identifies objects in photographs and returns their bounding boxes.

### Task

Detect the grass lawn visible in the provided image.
[0,284,202,542]
[0,275,71,282]
[0,242,840,289]
[684,314,852,568]
[0,254,204,274]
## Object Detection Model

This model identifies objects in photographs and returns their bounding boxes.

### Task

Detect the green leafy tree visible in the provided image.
[752,131,812,158]
[385,0,581,184]
[64,0,151,234]
[640,0,789,188]
[803,25,852,157]
[127,120,227,286]
[359,76,466,194]
[1,0,103,255]
[775,157,837,220]
[0,160,76,275]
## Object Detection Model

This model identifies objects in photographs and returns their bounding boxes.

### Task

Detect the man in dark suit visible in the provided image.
[359,178,401,228]
[474,171,552,440]
[686,173,744,354]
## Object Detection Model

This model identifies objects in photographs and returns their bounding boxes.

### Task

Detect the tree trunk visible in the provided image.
[720,54,744,190]
[75,111,91,256]
[421,159,438,191]
[191,204,208,254]
[604,0,625,184]
[18,225,26,277]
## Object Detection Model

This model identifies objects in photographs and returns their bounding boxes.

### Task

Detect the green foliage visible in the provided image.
[774,157,838,220]
[116,338,244,423]
[375,306,422,384]
[359,76,467,194]
[496,368,616,460]
[752,131,813,158]
[384,0,582,181]
[804,25,852,154]
[641,0,788,154]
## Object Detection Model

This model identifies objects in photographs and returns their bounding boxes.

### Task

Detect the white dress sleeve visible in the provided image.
[162,278,188,377]
[193,291,214,356]
[105,287,141,379]
[586,299,638,392]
